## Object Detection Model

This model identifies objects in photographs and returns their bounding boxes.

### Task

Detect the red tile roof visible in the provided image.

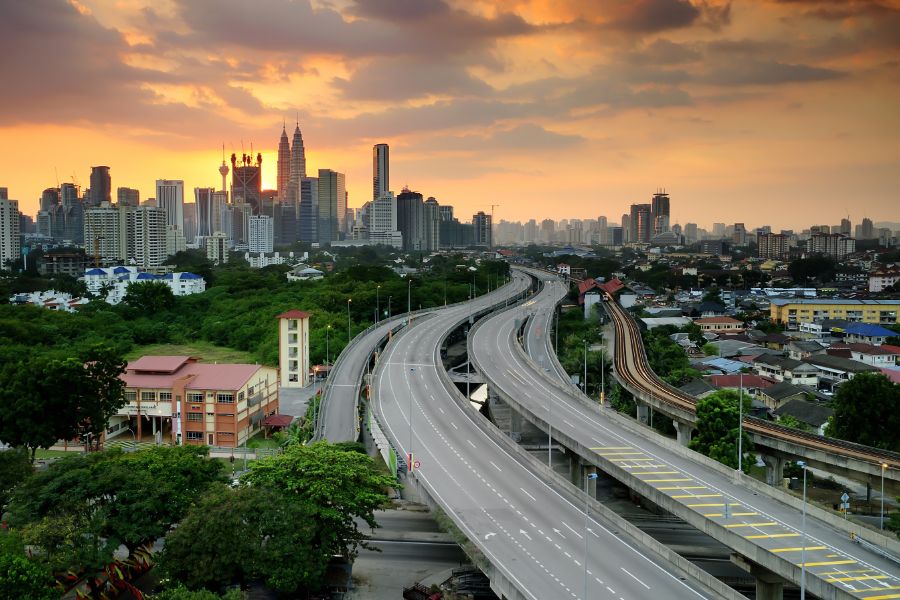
[695,316,743,324]
[598,278,625,295]
[263,414,294,428]
[277,310,313,319]
[878,368,900,384]
[708,374,776,389]
[129,355,195,373]
[122,356,266,391]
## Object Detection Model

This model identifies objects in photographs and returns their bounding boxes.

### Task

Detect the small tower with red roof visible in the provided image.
[277,310,312,388]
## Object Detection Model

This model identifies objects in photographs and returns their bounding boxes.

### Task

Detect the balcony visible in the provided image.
[247,393,262,407]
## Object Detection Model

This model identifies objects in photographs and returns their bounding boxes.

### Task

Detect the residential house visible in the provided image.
[752,356,819,386]
[757,381,809,411]
[679,378,717,399]
[707,374,776,397]
[805,354,878,389]
[842,323,896,346]
[829,343,898,367]
[773,399,833,436]
[694,316,745,334]
[869,267,900,293]
[758,332,791,351]
[786,340,826,361]
[557,263,571,276]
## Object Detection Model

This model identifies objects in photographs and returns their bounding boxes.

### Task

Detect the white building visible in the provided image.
[277,310,311,387]
[127,206,168,268]
[366,191,403,248]
[207,232,229,265]
[869,267,900,293]
[83,203,127,263]
[248,215,274,253]
[8,290,88,312]
[165,225,186,258]
[0,198,21,270]
[81,266,206,304]
[243,251,307,269]
[156,179,184,232]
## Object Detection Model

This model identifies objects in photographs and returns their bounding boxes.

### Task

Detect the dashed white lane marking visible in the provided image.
[520,488,537,502]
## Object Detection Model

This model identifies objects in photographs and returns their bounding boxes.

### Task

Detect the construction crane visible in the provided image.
[491,204,500,246]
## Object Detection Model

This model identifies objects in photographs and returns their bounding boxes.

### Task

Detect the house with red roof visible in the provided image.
[113,356,279,448]
[694,316,745,334]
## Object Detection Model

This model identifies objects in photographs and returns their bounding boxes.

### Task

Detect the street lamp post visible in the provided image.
[407,279,412,326]
[583,339,588,396]
[376,285,381,325]
[326,325,331,366]
[600,345,605,405]
[584,472,599,600]
[388,296,392,319]
[738,372,744,473]
[881,463,889,530]
[347,298,352,344]
[547,399,553,468]
[798,460,808,600]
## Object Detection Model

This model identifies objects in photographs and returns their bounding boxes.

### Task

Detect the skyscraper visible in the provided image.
[83,204,127,264]
[0,197,21,270]
[231,153,262,213]
[369,192,403,248]
[195,187,216,238]
[423,197,440,251]
[127,206,168,268]
[650,191,670,235]
[840,218,852,236]
[277,125,291,203]
[473,211,492,247]
[248,215,274,253]
[289,123,306,206]
[317,169,345,244]
[155,179,185,232]
[397,188,425,252]
[299,177,318,243]
[373,143,389,201]
[117,187,140,207]
[89,166,111,207]
[629,203,652,243]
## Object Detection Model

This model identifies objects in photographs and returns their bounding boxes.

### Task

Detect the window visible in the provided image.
[187,413,203,422]
[159,392,172,401]
[141,391,156,402]
[217,393,234,404]
[238,391,245,401]
[288,333,297,344]
[125,391,137,402]
[220,413,234,418]
[188,393,203,403]
[186,431,203,441]
[218,432,234,439]
[248,385,254,395]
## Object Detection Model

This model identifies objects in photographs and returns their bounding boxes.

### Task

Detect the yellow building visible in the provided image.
[769,299,900,327]
[277,310,312,388]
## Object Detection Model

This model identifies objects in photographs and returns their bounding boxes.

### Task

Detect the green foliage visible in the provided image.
[777,414,812,433]
[243,442,396,561]
[608,384,636,416]
[689,390,752,472]
[152,586,243,600]
[159,485,321,594]
[123,281,176,313]
[0,447,33,509]
[789,255,836,284]
[0,531,57,600]
[641,326,698,386]
[824,373,900,451]
[702,343,719,356]
[555,308,608,398]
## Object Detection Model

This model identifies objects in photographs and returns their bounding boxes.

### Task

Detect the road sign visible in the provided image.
[840,492,850,503]
[413,460,421,469]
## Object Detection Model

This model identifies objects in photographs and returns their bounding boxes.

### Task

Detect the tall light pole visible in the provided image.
[376,285,381,325]
[407,279,412,326]
[326,325,331,366]
[881,463,889,530]
[798,460,808,600]
[388,296,392,319]
[547,399,553,469]
[347,298,352,344]
[738,372,744,473]
[600,345,605,405]
[584,472,599,600]
[583,339,588,396]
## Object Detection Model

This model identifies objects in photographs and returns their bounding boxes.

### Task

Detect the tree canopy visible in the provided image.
[824,373,900,451]
[689,390,753,472]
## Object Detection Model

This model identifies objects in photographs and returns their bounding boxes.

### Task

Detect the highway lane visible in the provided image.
[472,270,900,599]
[373,272,713,600]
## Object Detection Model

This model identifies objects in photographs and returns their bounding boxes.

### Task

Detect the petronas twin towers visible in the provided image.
[277,122,306,205]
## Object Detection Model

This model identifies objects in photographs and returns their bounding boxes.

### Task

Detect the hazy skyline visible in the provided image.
[1,0,898,229]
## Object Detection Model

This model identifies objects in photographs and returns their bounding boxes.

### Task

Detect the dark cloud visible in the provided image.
[435,124,585,151]
[333,58,493,101]
[348,0,460,22]
[701,61,844,86]
[590,0,731,33]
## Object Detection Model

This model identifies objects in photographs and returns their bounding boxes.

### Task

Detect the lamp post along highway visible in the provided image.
[583,339,588,396]
[347,298,352,344]
[882,463,889,530]
[738,372,743,473]
[388,296,392,319]
[407,279,412,326]
[376,285,381,325]
[600,344,605,404]
[798,460,808,600]
[326,325,331,366]
[584,472,598,600]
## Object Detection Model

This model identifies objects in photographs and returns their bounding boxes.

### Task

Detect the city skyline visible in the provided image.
[1,0,899,228]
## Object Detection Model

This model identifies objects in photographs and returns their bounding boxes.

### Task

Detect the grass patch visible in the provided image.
[34,449,81,459]
[246,433,281,449]
[125,341,256,364]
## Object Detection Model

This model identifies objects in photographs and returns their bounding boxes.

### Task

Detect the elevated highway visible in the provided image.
[372,272,728,600]
[468,267,900,600]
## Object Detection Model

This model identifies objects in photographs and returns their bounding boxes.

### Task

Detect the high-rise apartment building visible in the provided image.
[155,179,184,232]
[89,166,111,207]
[317,169,345,244]
[840,218,851,236]
[684,222,698,244]
[732,223,748,246]
[629,203,652,243]
[84,204,127,263]
[809,233,856,259]
[368,192,403,248]
[207,232,229,265]
[473,211,492,247]
[277,126,291,203]
[0,198,21,270]
[712,223,726,238]
[757,232,789,259]
[397,188,425,252]
[117,187,140,207]
[423,197,440,252]
[620,214,630,243]
[373,143,389,201]
[166,225,186,257]
[194,187,216,238]
[650,191,670,235]
[856,217,874,240]
[127,206,168,268]
[249,215,274,253]
[541,219,555,243]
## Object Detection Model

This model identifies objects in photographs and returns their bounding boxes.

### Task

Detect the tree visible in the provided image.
[0,447,32,509]
[778,414,812,433]
[0,531,57,600]
[243,442,396,561]
[159,485,321,594]
[152,586,243,600]
[122,281,176,313]
[824,373,900,451]
[77,346,127,450]
[689,390,752,472]
[788,256,836,284]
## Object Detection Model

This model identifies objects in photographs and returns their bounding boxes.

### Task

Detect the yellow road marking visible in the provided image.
[658,486,707,490]
[688,503,741,508]
[860,594,900,600]
[621,464,666,468]
[771,546,826,553]
[644,478,692,482]
[589,446,632,450]
[724,522,778,529]
[819,569,872,575]
[673,494,721,499]
[745,533,800,539]
[635,471,679,475]
[825,575,886,582]
[850,585,900,593]
[610,457,655,462]
[595,452,643,456]
[703,512,758,518]
[798,560,856,567]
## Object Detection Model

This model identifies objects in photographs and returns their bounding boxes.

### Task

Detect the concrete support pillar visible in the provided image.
[762,455,786,487]
[509,405,522,437]
[636,402,649,425]
[566,449,581,486]
[731,554,785,600]
[673,420,692,446]
[583,464,598,498]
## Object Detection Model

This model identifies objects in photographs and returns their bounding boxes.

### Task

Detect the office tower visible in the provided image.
[40,188,60,212]
[83,204,127,264]
[840,218,852,236]
[373,143,389,200]
[368,192,403,248]
[277,125,291,203]
[596,216,608,245]
[207,232,229,265]
[525,219,538,243]
[289,123,306,206]
[166,225,186,257]
[732,222,747,246]
[248,215,274,253]
[183,203,197,243]
[195,187,216,238]
[629,203,652,243]
[127,206,168,268]
[857,217,874,240]
[317,169,345,244]
[397,188,425,251]
[650,191,670,235]
[231,153,262,213]
[156,179,185,232]
[757,232,789,259]
[620,214,630,242]
[88,166,111,206]
[423,197,440,251]
[712,223,726,238]
[117,187,139,207]
[684,222,698,244]
[541,218,555,243]
[473,211,492,247]
[299,177,318,243]
[0,198,21,270]
[609,226,624,246]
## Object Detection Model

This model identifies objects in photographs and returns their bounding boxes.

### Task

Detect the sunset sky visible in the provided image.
[1,0,898,230]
